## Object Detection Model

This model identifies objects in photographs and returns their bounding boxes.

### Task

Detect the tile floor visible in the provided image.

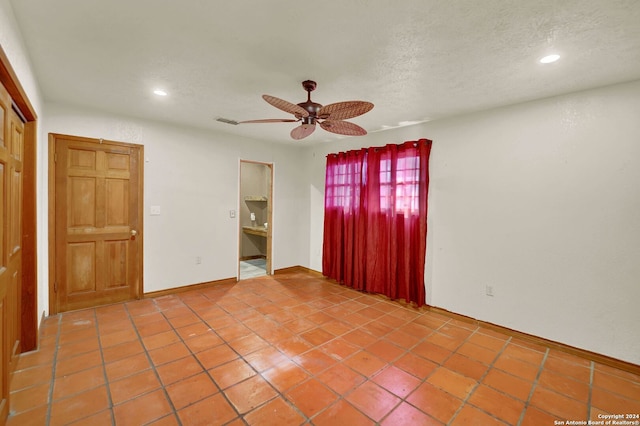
[239,259,267,280]
[8,271,640,425]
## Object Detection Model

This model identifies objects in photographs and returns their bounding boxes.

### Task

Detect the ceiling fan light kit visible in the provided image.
[239,80,374,140]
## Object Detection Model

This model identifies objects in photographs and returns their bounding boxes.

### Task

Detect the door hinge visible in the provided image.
[54,282,58,292]
[54,153,57,162]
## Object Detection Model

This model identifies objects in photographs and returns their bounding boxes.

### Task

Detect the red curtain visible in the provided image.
[322,139,432,306]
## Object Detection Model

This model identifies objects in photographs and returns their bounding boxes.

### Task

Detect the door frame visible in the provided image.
[48,134,144,314]
[0,45,38,352]
[238,160,273,278]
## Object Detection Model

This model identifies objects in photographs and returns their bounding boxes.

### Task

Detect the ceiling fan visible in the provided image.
[239,80,374,140]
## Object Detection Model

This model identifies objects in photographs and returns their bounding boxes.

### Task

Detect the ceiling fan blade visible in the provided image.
[263,95,309,118]
[238,118,300,124]
[290,123,316,140]
[318,101,374,120]
[320,120,367,136]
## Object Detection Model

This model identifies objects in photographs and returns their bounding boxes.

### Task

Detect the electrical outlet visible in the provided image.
[485,285,494,297]
[195,256,202,265]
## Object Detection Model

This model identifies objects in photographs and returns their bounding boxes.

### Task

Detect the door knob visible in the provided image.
[130,229,138,236]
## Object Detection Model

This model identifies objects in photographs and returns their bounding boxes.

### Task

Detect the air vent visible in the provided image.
[216,117,239,125]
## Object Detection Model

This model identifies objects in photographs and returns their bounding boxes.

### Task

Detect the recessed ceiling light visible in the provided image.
[153,89,168,96]
[539,54,560,64]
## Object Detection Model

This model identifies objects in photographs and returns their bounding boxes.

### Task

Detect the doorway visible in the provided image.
[48,134,144,313]
[238,161,273,280]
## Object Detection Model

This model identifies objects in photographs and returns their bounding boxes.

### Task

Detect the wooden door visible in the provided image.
[0,80,23,421]
[51,134,143,313]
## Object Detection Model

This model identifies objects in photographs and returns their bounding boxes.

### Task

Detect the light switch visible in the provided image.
[229,210,236,218]
[150,205,161,215]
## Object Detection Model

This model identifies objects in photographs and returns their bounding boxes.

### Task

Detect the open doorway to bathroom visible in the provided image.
[238,160,273,280]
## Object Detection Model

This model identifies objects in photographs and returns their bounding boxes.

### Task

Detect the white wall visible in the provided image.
[304,80,640,365]
[43,102,309,309]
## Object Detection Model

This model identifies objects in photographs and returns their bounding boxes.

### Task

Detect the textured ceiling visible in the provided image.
[9,0,640,144]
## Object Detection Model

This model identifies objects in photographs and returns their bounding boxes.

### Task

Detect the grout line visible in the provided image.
[516,347,549,426]
[122,301,183,425]
[587,361,594,420]
[45,314,62,426]
[91,308,116,426]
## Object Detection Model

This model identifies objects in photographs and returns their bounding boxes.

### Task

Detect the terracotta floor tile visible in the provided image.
[105,352,151,382]
[443,353,489,381]
[239,345,285,373]
[428,367,478,400]
[195,343,238,370]
[209,358,257,389]
[384,329,423,349]
[406,382,462,424]
[322,319,352,337]
[135,318,173,337]
[243,396,306,426]
[494,353,541,381]
[282,317,316,334]
[166,372,218,410]
[520,406,559,426]
[457,341,498,364]
[184,332,224,353]
[7,405,48,426]
[394,352,438,379]
[529,386,588,419]
[101,340,144,364]
[156,355,204,385]
[50,385,110,426]
[228,333,269,356]
[262,360,311,393]
[108,369,162,405]
[593,369,640,399]
[591,387,640,414]
[285,378,338,418]
[450,404,506,426]
[274,336,315,357]
[313,399,375,426]
[142,330,181,351]
[544,355,591,383]
[372,365,422,398]
[224,374,278,414]
[468,384,525,425]
[538,369,590,402]
[412,341,453,364]
[175,322,212,339]
[482,369,533,401]
[10,382,50,414]
[294,349,337,375]
[301,327,335,346]
[148,341,191,366]
[10,271,640,426]
[381,401,442,426]
[67,409,113,425]
[146,413,180,426]
[58,327,98,346]
[316,363,366,395]
[366,340,405,363]
[98,327,138,348]
[113,389,173,425]
[56,337,100,359]
[54,350,102,377]
[426,331,464,351]
[501,342,546,366]
[345,381,401,422]
[344,350,387,377]
[52,365,105,400]
[14,349,54,371]
[548,349,591,367]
